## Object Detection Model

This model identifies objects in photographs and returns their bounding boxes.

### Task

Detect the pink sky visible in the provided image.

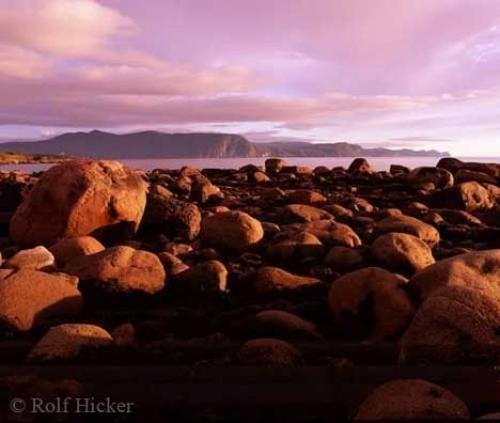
[1,0,500,155]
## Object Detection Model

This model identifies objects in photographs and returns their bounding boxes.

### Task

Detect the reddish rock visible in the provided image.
[374,214,440,248]
[10,160,147,247]
[347,158,373,174]
[265,158,287,174]
[5,246,55,270]
[284,204,333,222]
[174,260,228,293]
[371,232,435,273]
[0,270,82,331]
[64,246,166,294]
[49,236,105,266]
[286,189,327,205]
[431,181,494,212]
[200,211,264,251]
[29,323,113,361]
[354,379,470,420]
[253,266,321,294]
[266,231,324,261]
[328,267,414,340]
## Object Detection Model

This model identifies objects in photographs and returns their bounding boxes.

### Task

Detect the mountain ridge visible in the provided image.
[0,130,449,158]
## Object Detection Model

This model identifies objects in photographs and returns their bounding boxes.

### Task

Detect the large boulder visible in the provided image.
[0,270,82,331]
[327,267,414,340]
[49,236,105,267]
[371,232,435,273]
[408,249,500,301]
[431,181,495,212]
[374,215,440,248]
[29,323,113,362]
[354,379,469,420]
[399,286,500,364]
[347,158,373,174]
[200,211,263,251]
[64,246,165,294]
[265,158,286,174]
[10,160,147,247]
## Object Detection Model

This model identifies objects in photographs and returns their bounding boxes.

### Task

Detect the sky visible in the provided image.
[0,0,500,156]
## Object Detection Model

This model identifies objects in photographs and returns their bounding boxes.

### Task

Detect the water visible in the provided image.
[0,156,498,173]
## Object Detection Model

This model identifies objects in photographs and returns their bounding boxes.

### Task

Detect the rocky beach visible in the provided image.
[0,156,498,420]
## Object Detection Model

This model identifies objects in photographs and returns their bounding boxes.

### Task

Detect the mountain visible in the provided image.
[0,130,449,158]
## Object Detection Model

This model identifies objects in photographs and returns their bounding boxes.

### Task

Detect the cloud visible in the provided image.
[0,0,135,57]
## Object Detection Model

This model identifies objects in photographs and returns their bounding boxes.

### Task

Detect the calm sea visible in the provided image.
[0,156,498,173]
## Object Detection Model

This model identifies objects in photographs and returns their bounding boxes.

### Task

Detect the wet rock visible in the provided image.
[354,379,470,420]
[253,266,321,294]
[64,246,166,295]
[252,171,270,184]
[29,323,113,361]
[284,204,333,222]
[374,214,440,248]
[200,211,264,251]
[408,249,500,301]
[5,245,55,270]
[266,231,324,261]
[49,236,105,266]
[399,285,500,364]
[10,160,147,247]
[236,338,302,365]
[371,232,435,273]
[327,267,414,340]
[174,260,228,293]
[0,270,82,331]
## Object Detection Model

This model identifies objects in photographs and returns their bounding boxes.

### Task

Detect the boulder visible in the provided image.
[10,160,147,247]
[29,324,113,361]
[251,310,321,340]
[64,246,166,294]
[408,249,500,301]
[408,166,454,189]
[284,204,333,222]
[287,220,361,247]
[266,231,324,261]
[142,187,201,241]
[322,204,354,220]
[354,379,469,420]
[236,338,302,365]
[347,158,373,174]
[371,232,435,273]
[328,267,414,340]
[0,270,82,331]
[200,211,264,251]
[431,182,494,212]
[286,189,327,205]
[253,266,321,294]
[173,260,228,293]
[399,285,500,364]
[191,180,224,204]
[5,246,55,270]
[455,169,497,185]
[49,236,105,266]
[265,158,286,174]
[324,246,364,272]
[374,215,440,248]
[252,171,270,184]
[157,252,189,277]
